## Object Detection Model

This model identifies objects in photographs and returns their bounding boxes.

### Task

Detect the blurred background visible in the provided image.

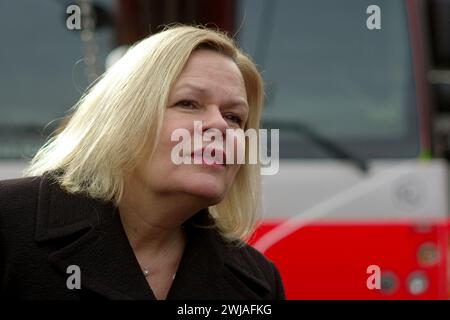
[1,0,450,299]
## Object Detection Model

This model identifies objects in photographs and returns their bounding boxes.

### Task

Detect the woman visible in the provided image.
[0,25,285,300]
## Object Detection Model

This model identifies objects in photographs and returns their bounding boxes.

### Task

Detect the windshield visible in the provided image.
[236,0,420,158]
[0,0,114,160]
[0,0,419,160]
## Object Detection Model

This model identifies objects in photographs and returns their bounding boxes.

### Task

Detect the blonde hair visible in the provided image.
[24,25,264,241]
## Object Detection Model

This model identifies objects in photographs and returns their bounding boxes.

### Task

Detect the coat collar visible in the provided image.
[34,174,271,299]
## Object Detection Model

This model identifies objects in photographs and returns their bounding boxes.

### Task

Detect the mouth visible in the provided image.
[191,148,227,167]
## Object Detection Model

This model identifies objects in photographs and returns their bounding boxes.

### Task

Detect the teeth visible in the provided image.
[190,150,225,165]
[204,153,221,164]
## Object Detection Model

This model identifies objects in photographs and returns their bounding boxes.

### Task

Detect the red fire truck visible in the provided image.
[245,0,450,299]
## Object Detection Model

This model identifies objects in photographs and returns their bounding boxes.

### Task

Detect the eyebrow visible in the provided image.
[174,83,249,112]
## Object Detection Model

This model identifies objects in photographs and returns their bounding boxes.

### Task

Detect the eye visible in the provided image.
[224,114,243,125]
[175,100,197,109]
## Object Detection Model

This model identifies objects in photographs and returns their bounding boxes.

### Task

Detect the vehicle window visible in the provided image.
[0,0,114,160]
[236,0,420,158]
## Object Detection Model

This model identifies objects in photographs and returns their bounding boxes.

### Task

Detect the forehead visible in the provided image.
[173,49,246,96]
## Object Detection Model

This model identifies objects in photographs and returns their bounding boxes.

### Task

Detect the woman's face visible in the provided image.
[134,49,249,206]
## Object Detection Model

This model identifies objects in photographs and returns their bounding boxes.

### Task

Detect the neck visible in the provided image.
[118,180,204,253]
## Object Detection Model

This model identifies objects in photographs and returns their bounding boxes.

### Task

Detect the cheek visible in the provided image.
[157,122,188,164]
[224,131,244,164]
[138,136,178,181]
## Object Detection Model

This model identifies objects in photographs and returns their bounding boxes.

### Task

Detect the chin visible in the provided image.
[184,178,228,205]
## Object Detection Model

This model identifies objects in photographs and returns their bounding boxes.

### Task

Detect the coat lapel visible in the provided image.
[35,175,154,299]
[168,213,272,300]
[34,175,271,300]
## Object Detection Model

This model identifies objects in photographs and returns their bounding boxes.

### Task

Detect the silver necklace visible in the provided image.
[139,228,185,281]
[142,268,176,280]
[141,233,182,280]
[143,268,151,278]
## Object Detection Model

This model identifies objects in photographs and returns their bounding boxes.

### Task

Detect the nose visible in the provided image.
[201,105,229,136]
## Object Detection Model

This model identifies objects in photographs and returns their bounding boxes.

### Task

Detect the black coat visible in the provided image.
[0,175,285,300]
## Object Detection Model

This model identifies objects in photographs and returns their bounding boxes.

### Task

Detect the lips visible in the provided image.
[191,148,226,166]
